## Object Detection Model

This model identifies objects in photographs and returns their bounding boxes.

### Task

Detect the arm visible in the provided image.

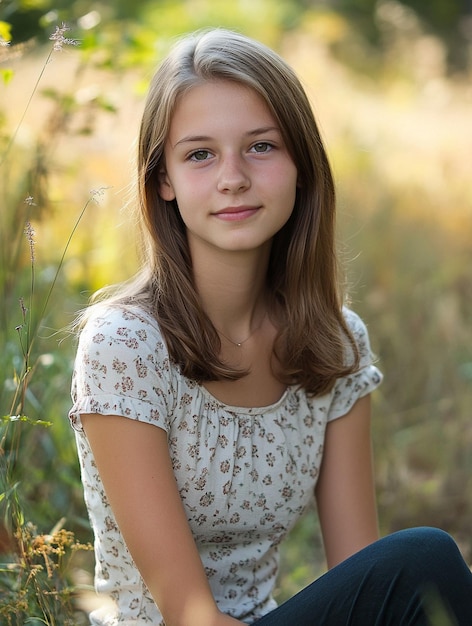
[315,394,379,569]
[81,414,243,626]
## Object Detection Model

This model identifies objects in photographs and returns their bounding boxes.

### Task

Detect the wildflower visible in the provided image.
[24,195,36,206]
[90,186,110,203]
[0,36,11,47]
[24,221,35,262]
[49,23,80,52]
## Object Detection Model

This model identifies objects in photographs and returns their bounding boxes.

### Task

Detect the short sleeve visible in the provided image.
[68,304,174,433]
[327,309,383,422]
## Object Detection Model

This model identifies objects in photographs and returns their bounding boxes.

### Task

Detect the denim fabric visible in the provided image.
[253,527,472,625]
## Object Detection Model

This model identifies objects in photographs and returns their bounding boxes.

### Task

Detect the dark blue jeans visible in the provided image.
[253,527,472,625]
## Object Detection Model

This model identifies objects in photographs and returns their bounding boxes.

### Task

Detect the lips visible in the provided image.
[213,206,261,221]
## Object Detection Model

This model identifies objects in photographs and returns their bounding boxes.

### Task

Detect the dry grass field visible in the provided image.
[1,8,471,618]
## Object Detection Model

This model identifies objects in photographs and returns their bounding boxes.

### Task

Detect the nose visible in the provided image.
[216,154,250,193]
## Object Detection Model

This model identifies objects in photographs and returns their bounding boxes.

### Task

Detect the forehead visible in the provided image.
[168,80,278,138]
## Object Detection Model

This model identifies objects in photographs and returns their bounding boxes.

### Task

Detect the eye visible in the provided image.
[189,149,211,162]
[251,142,273,153]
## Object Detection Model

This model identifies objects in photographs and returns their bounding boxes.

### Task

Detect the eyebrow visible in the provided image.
[173,126,281,148]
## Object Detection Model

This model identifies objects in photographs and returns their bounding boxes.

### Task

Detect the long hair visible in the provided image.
[94,29,359,394]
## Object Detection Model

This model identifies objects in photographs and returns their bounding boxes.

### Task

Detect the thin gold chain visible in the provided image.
[217,313,267,347]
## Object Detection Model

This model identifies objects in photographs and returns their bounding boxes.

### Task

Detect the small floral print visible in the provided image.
[112,358,127,374]
[194,470,208,491]
[200,492,215,507]
[135,356,148,378]
[69,304,382,624]
[91,359,106,374]
[281,486,294,500]
[266,452,276,467]
[220,460,231,473]
[249,469,259,482]
[236,445,246,459]
[303,414,314,427]
[120,376,134,392]
[217,434,229,448]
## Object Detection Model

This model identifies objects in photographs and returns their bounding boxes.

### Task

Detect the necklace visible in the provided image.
[217,312,267,347]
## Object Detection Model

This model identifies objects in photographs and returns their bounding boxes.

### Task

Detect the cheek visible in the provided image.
[271,160,297,187]
[172,172,210,202]
[275,166,298,204]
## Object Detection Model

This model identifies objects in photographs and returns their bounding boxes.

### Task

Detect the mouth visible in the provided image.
[213,206,261,221]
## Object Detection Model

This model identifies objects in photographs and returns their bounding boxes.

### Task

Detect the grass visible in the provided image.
[0,9,471,622]
[0,27,98,624]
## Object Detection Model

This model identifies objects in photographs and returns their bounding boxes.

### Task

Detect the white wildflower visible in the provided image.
[49,23,80,51]
[90,186,111,204]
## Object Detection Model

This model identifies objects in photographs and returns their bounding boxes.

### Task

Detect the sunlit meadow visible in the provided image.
[1,5,471,619]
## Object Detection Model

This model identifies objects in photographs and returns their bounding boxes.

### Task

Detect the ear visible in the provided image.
[158,169,176,201]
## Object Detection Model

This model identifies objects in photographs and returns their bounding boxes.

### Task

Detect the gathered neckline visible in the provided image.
[197,383,291,415]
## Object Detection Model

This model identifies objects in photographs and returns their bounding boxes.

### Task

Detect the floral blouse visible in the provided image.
[69,304,382,625]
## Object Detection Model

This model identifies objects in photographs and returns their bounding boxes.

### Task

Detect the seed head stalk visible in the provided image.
[9,189,101,420]
[0,23,79,168]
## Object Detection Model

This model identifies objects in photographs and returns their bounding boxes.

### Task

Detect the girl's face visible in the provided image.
[159,80,298,260]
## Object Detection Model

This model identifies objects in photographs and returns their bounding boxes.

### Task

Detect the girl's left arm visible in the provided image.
[315,394,379,569]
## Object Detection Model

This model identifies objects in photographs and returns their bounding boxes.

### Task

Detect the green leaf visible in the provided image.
[0,21,12,42]
[1,415,52,427]
[0,69,14,85]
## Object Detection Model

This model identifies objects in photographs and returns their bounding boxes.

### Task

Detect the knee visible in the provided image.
[389,526,457,552]
[385,527,463,573]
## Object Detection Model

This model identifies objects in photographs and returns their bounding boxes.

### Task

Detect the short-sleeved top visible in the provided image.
[69,304,382,625]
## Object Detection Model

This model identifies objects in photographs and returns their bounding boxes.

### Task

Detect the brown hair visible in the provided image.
[96,29,359,395]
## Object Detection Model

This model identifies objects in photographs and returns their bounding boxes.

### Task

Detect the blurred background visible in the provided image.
[1,0,471,621]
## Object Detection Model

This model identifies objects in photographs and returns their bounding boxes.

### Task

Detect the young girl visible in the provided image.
[69,29,472,626]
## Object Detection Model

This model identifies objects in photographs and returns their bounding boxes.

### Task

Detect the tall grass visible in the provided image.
[278,9,472,585]
[0,8,470,622]
[0,25,99,625]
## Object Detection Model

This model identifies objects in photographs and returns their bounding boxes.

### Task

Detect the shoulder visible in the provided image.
[342,306,368,337]
[79,302,164,346]
[342,307,375,368]
[323,307,382,421]
[70,303,175,432]
[75,302,170,370]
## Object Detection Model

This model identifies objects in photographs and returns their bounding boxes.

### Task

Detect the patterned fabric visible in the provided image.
[69,304,382,625]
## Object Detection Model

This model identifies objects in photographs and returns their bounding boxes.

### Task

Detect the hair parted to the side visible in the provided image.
[92,28,360,395]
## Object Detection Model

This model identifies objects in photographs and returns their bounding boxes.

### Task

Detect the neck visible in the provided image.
[191,245,271,338]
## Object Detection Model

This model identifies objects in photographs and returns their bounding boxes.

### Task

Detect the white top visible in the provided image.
[69,304,382,625]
